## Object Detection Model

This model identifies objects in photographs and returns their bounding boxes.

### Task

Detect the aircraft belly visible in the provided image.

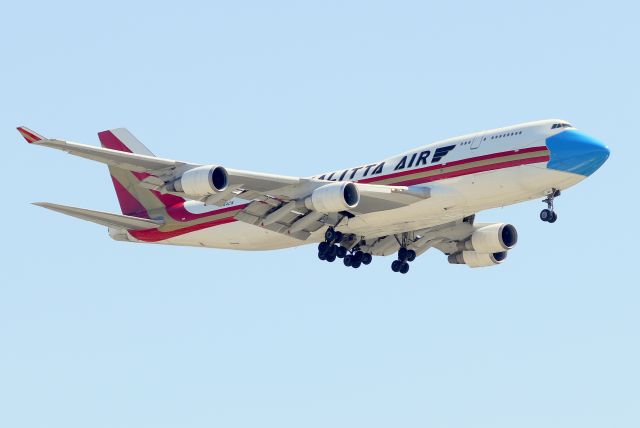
[459,163,584,211]
[148,220,304,251]
[337,163,584,238]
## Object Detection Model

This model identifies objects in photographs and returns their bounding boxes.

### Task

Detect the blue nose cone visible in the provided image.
[546,130,610,176]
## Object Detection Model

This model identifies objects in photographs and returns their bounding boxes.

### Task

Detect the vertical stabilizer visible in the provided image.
[98,129,184,219]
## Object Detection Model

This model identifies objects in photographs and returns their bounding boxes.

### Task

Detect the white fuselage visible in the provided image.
[126,120,584,250]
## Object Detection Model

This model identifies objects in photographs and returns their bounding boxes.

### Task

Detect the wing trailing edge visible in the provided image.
[32,202,163,230]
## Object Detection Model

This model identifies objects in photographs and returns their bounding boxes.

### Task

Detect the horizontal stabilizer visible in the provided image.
[33,202,163,230]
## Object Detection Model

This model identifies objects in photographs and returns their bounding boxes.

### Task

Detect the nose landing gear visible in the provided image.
[540,188,560,223]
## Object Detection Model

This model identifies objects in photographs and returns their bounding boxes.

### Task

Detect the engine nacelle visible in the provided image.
[458,223,518,253]
[173,165,228,197]
[304,182,360,213]
[448,251,507,268]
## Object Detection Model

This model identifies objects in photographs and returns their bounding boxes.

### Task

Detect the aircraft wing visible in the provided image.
[20,126,432,239]
[19,126,190,177]
[18,126,301,190]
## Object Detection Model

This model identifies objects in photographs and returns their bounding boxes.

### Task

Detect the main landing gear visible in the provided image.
[391,247,416,274]
[318,227,373,269]
[540,188,560,223]
[343,250,372,269]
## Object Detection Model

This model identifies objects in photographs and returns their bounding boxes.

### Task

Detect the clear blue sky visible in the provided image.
[2,1,638,427]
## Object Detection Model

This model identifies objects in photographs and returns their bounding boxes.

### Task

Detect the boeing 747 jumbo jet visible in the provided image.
[19,119,609,274]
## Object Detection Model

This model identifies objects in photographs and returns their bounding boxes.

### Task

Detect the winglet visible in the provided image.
[17,126,45,143]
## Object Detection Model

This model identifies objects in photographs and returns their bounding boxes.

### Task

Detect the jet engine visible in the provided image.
[448,251,507,268]
[457,223,518,254]
[304,182,360,213]
[173,165,228,197]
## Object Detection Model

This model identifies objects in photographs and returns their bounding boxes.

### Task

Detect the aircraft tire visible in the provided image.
[325,228,337,242]
[362,253,372,265]
[399,262,410,274]
[337,246,347,258]
[540,209,552,222]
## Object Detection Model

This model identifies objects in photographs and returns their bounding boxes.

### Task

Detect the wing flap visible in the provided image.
[33,202,163,230]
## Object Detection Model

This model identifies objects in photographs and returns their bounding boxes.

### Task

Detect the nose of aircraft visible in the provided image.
[545,129,610,176]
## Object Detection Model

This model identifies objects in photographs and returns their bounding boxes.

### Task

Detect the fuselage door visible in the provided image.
[470,133,484,149]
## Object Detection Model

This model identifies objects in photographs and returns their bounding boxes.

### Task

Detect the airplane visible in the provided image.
[18,119,609,274]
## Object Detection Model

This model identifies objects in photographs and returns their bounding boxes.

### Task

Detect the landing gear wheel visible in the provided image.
[343,255,353,267]
[325,245,337,259]
[351,259,362,269]
[318,241,330,253]
[326,253,337,262]
[354,251,364,263]
[391,260,401,272]
[407,250,416,262]
[324,228,337,242]
[361,253,372,265]
[399,262,410,274]
[540,209,552,222]
[398,247,409,261]
[337,246,347,258]
[318,251,327,261]
[541,188,560,224]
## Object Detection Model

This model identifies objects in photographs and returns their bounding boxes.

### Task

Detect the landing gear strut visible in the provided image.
[324,227,343,243]
[318,227,343,263]
[540,188,560,223]
[391,233,416,274]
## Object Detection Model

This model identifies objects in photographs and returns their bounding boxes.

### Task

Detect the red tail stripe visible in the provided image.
[132,171,151,180]
[111,176,151,218]
[98,130,132,152]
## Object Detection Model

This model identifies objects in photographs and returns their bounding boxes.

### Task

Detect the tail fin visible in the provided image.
[98,128,184,219]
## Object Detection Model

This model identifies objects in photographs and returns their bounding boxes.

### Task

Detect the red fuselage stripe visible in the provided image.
[130,147,549,241]
[358,146,547,183]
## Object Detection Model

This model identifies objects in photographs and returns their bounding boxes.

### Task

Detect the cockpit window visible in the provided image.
[551,123,573,129]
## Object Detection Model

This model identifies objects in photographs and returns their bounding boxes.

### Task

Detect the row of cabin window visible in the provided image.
[490,131,523,140]
[460,131,522,145]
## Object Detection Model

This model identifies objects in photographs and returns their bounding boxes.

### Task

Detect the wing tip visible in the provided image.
[17,126,45,143]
